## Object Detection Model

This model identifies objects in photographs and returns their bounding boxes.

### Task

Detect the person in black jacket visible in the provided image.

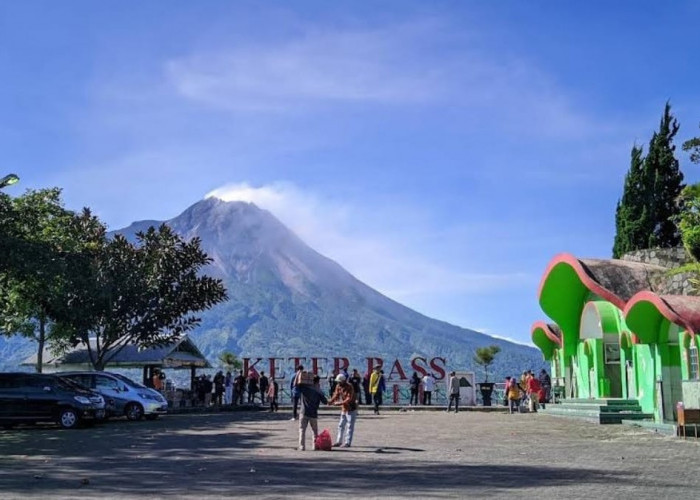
[297,376,328,451]
[259,371,269,405]
[409,372,421,406]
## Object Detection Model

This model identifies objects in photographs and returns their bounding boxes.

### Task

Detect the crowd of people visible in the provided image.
[183,366,550,451]
[504,369,551,414]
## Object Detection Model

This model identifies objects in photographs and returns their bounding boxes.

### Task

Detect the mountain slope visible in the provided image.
[0,197,545,379]
[119,197,544,378]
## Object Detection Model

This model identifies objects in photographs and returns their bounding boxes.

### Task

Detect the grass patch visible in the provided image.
[666,263,700,277]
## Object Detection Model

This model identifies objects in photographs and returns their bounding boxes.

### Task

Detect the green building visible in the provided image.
[532,250,700,423]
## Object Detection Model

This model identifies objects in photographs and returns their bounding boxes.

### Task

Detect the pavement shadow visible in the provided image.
[0,413,671,497]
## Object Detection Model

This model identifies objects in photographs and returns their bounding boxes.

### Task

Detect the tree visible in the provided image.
[473,345,501,383]
[53,224,228,370]
[683,124,700,165]
[613,146,651,258]
[676,184,700,261]
[0,189,102,372]
[612,102,684,257]
[219,351,242,371]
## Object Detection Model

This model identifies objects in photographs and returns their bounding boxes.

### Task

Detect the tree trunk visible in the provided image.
[36,315,46,374]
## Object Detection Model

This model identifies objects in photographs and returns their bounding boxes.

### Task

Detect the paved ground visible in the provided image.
[1,408,700,499]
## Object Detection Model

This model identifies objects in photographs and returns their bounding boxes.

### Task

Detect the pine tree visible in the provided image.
[646,102,683,248]
[612,102,684,257]
[613,145,651,258]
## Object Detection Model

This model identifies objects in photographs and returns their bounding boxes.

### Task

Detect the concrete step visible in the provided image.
[552,403,643,413]
[565,398,640,407]
[542,406,653,425]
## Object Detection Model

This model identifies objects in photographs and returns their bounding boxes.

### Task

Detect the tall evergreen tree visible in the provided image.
[613,145,651,258]
[612,102,684,257]
[646,102,683,248]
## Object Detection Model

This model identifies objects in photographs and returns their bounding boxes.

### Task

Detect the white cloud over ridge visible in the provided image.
[205,182,533,302]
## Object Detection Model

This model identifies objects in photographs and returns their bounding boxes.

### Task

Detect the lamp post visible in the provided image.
[0,174,19,189]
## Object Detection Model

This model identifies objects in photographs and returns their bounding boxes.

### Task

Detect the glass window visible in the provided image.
[689,345,699,380]
[96,375,121,390]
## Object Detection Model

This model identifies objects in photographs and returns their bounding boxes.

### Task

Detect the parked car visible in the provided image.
[58,371,168,421]
[0,372,105,429]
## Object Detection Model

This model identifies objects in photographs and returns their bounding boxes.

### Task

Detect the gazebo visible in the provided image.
[22,336,212,390]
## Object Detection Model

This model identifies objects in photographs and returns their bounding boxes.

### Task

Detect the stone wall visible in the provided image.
[621,247,692,269]
[655,271,699,296]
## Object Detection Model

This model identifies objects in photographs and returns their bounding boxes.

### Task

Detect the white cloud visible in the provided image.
[165,23,441,111]
[163,21,600,139]
[205,182,532,300]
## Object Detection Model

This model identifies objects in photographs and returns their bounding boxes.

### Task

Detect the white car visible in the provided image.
[58,371,168,421]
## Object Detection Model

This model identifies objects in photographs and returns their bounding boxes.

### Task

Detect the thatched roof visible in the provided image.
[625,291,700,336]
[578,258,666,304]
[22,336,211,369]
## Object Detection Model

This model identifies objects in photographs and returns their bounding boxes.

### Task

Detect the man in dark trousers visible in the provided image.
[233,370,245,405]
[259,371,269,405]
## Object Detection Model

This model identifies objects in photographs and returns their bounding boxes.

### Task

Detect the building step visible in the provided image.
[541,406,652,425]
[566,398,640,407]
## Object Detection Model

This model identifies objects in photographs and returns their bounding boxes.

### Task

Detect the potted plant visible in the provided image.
[473,345,501,406]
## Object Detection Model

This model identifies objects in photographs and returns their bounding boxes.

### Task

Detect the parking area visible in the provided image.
[1,409,700,499]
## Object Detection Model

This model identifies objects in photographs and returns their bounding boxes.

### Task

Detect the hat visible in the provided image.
[335,374,347,383]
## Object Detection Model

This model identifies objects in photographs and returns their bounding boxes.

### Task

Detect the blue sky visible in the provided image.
[2,1,700,345]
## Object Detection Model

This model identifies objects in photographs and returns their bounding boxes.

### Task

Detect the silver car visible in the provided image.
[58,371,168,421]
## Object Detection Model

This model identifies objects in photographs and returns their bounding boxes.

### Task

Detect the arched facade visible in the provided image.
[532,253,700,423]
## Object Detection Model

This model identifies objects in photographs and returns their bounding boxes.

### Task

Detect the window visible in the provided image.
[96,375,121,390]
[689,344,699,380]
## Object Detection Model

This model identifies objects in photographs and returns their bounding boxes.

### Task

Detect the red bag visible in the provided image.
[314,429,333,451]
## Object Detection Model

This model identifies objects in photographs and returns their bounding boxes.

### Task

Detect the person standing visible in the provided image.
[538,369,552,403]
[259,371,269,405]
[247,372,258,404]
[213,371,225,406]
[329,374,357,447]
[152,369,164,392]
[291,365,304,421]
[327,371,337,398]
[298,376,328,451]
[267,377,279,412]
[409,372,420,406]
[506,376,523,414]
[350,369,362,404]
[233,370,245,405]
[369,366,382,415]
[422,373,434,405]
[224,371,233,405]
[362,371,372,405]
[203,375,213,407]
[446,371,460,413]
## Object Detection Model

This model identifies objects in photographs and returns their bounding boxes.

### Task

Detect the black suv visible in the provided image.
[0,373,105,429]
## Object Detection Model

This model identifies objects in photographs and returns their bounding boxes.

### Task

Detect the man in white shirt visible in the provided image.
[422,373,434,405]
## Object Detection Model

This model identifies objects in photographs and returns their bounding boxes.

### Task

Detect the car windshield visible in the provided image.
[111,372,146,389]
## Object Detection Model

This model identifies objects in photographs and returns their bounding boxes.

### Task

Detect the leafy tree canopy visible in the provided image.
[52,224,228,370]
[473,345,501,382]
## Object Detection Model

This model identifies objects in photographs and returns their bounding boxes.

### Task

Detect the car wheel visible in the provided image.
[125,403,144,421]
[58,408,80,429]
[144,414,159,421]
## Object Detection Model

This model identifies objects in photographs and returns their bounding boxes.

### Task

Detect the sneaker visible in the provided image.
[341,443,351,448]
[333,442,342,447]
[290,417,297,421]
[298,446,305,451]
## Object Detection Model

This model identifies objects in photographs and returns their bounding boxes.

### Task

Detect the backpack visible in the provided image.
[314,429,333,451]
